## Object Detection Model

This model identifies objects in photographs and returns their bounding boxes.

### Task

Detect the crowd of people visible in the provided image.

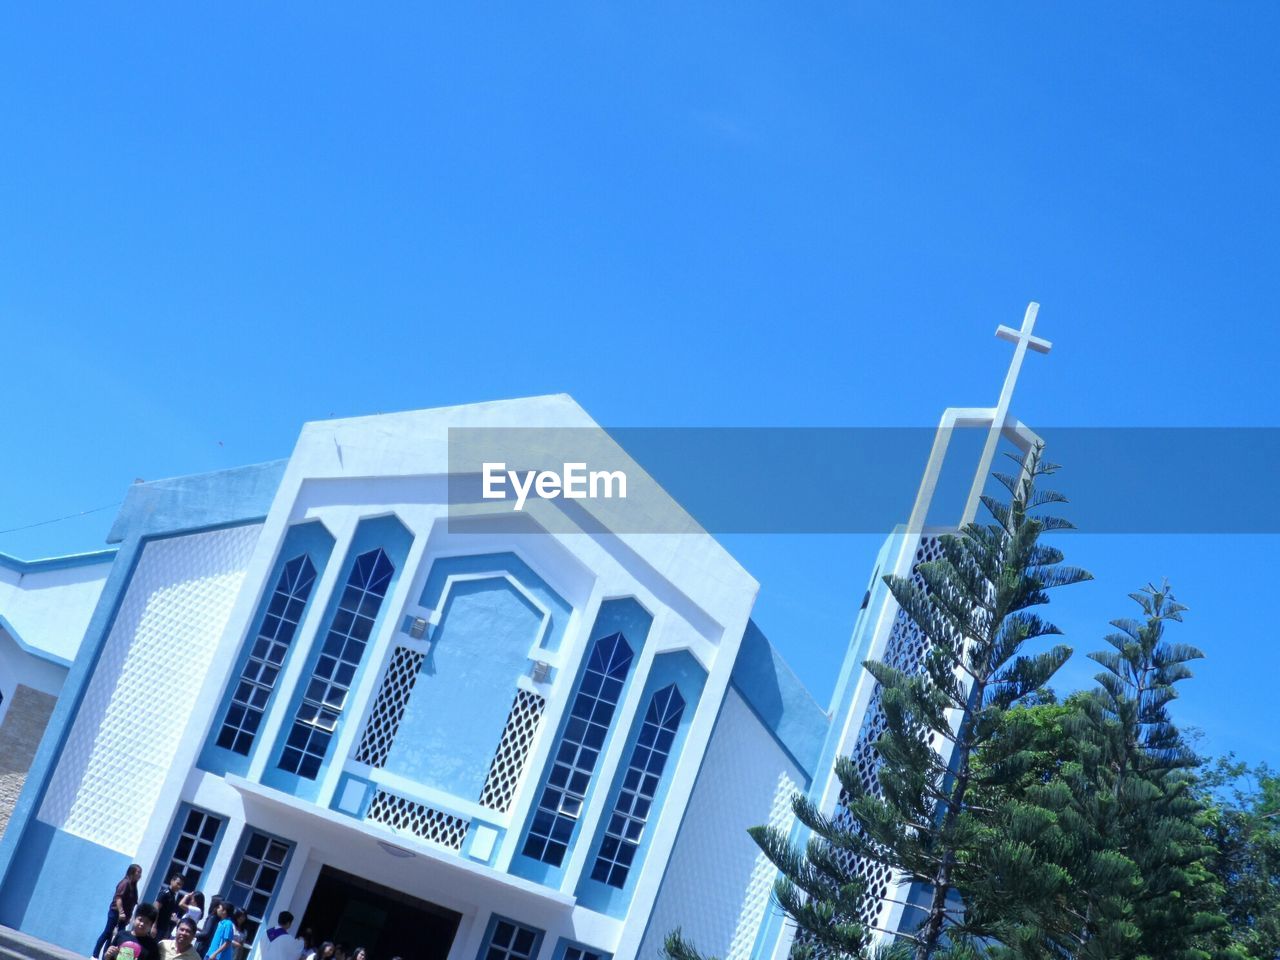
[91,866,401,960]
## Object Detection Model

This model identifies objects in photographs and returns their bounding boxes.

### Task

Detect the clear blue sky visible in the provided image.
[2,5,1276,764]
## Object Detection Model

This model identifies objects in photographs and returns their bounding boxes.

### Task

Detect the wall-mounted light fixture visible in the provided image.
[409,617,429,639]
[377,840,416,859]
[531,660,552,683]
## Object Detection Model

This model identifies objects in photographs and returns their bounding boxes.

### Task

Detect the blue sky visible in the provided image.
[2,5,1277,764]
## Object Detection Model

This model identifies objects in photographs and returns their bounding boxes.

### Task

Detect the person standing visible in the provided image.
[159,917,202,960]
[93,864,142,960]
[230,910,248,960]
[153,875,185,941]
[262,912,304,960]
[205,901,238,960]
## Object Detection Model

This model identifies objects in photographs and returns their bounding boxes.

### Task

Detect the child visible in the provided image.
[205,900,238,960]
[104,902,160,960]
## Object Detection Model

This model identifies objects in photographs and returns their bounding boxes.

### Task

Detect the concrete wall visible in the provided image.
[636,689,802,960]
[0,684,56,841]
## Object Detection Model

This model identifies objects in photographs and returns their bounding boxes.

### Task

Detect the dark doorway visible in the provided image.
[299,865,462,960]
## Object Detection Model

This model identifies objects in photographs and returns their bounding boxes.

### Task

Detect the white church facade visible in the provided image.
[0,309,1049,960]
[0,395,832,960]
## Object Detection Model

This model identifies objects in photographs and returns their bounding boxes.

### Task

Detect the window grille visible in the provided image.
[217,555,317,755]
[354,646,425,767]
[479,688,547,812]
[590,683,685,887]
[522,632,633,866]
[484,919,542,960]
[832,535,945,929]
[162,807,224,890]
[366,788,469,850]
[225,829,291,942]
[280,548,394,779]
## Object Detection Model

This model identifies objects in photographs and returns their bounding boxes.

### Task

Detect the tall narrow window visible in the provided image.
[225,829,291,941]
[523,633,633,866]
[279,548,394,779]
[162,807,224,890]
[217,555,317,755]
[590,683,685,887]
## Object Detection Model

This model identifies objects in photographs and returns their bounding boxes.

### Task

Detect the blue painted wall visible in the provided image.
[729,621,829,783]
[261,514,414,802]
[418,552,572,652]
[509,597,653,887]
[384,577,544,798]
[199,520,337,778]
[0,819,133,953]
[0,461,285,921]
[573,649,707,917]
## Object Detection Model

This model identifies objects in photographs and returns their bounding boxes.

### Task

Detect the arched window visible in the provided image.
[590,683,685,887]
[217,555,317,755]
[523,632,633,865]
[279,548,394,779]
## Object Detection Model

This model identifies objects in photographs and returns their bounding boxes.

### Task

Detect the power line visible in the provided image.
[0,501,122,536]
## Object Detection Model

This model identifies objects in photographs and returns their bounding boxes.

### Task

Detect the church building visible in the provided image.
[0,308,1048,960]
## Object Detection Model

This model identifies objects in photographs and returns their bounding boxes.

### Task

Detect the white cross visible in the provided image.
[995,303,1052,356]
[959,302,1052,524]
[993,301,1050,414]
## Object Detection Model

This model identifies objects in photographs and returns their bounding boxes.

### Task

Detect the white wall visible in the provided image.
[637,689,801,960]
[0,558,112,665]
[36,525,262,854]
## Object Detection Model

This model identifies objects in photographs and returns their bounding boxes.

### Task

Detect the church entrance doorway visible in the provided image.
[299,865,462,960]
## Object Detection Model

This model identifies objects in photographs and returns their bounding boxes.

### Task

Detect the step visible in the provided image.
[0,924,87,960]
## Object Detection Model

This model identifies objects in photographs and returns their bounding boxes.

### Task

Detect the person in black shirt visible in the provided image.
[153,874,185,941]
[104,902,160,960]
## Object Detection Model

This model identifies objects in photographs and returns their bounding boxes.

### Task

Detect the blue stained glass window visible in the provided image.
[217,555,317,756]
[279,548,394,779]
[590,683,685,888]
[522,633,633,866]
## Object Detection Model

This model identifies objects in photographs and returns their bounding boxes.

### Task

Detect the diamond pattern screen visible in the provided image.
[217,555,317,755]
[37,524,260,853]
[366,788,469,850]
[354,646,425,767]
[479,688,547,812]
[727,771,799,960]
[280,548,394,779]
[523,632,633,866]
[833,535,944,930]
[590,683,685,888]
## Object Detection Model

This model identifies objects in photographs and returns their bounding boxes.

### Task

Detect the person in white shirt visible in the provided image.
[261,912,305,960]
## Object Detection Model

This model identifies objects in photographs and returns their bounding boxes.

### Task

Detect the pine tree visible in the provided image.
[970,583,1239,960]
[748,447,1090,960]
[1201,758,1280,959]
[1069,581,1227,959]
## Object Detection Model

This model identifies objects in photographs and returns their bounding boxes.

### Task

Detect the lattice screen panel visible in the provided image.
[479,688,547,812]
[836,535,946,930]
[354,647,424,767]
[366,788,469,850]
